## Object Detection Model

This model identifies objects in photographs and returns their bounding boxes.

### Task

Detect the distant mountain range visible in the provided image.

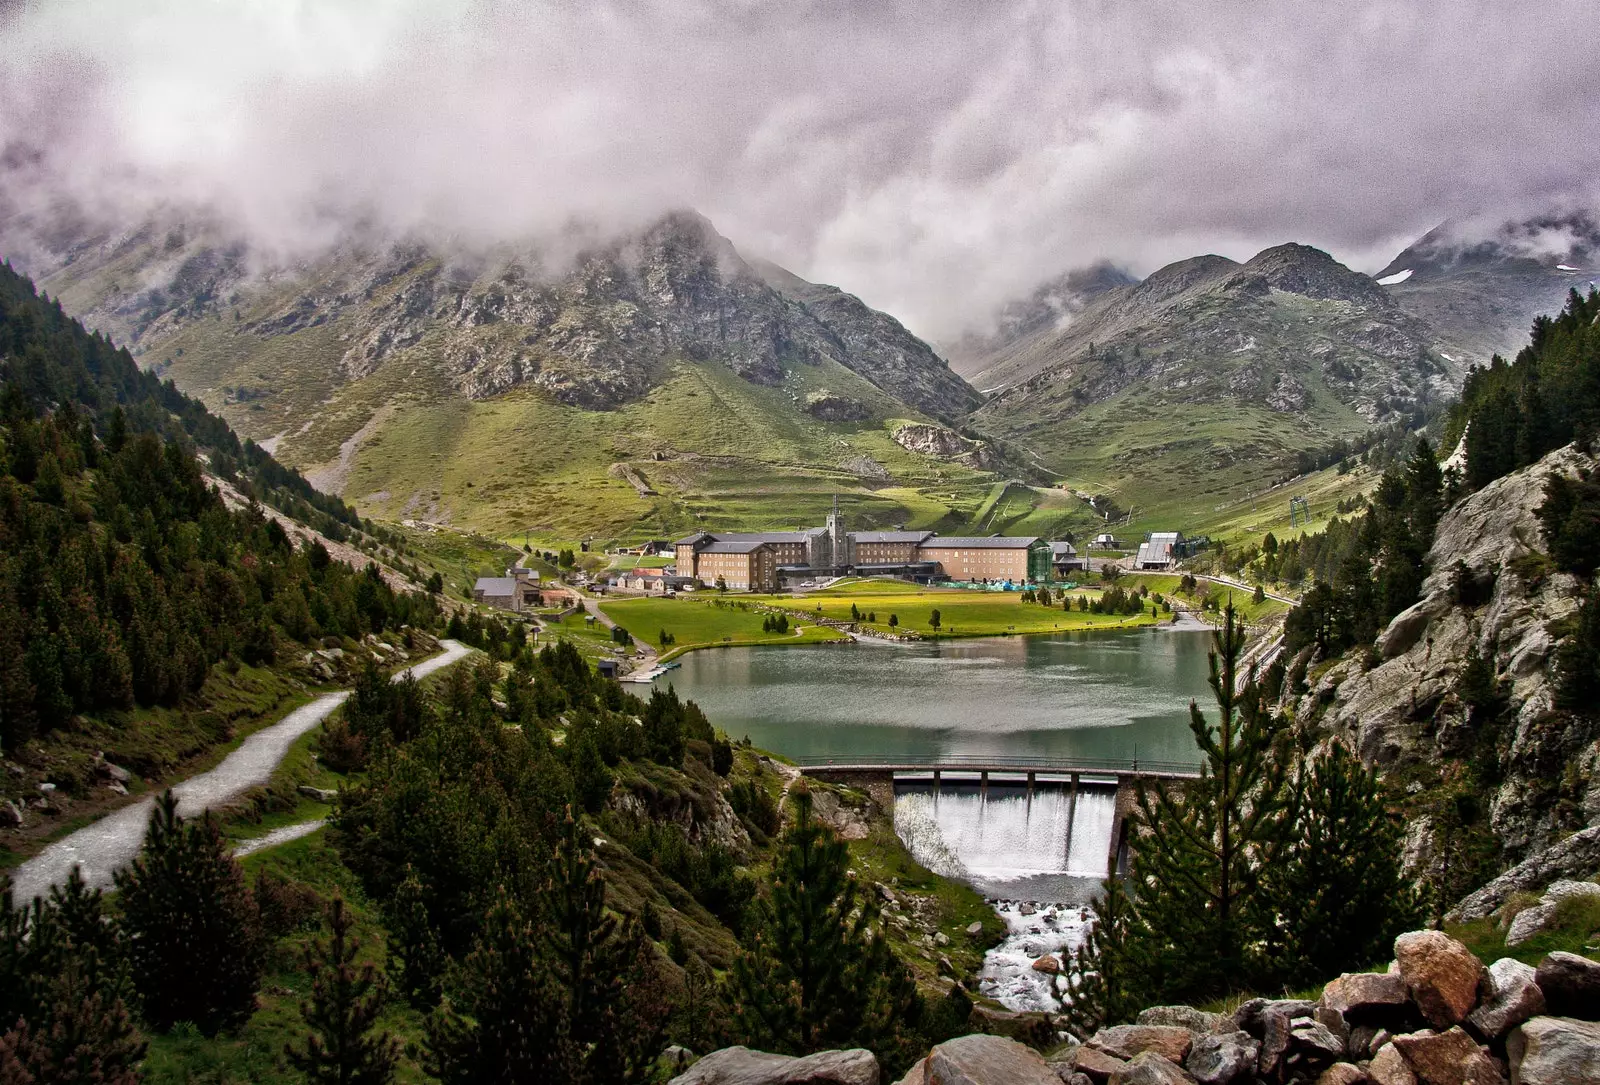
[1372,211,1599,364]
[1,208,1017,539]
[4,200,1594,539]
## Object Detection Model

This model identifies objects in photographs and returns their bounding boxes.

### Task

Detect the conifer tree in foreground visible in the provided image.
[0,872,145,1085]
[115,791,264,1034]
[1124,603,1285,1004]
[286,897,399,1085]
[1259,742,1419,987]
[425,809,662,1085]
[726,787,922,1065]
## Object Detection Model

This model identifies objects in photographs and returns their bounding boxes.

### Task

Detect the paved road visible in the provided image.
[10,640,472,903]
[578,592,657,661]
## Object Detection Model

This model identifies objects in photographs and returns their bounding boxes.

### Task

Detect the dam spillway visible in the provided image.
[892,776,1119,900]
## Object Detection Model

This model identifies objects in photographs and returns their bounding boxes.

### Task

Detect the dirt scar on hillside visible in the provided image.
[9,640,473,904]
[302,403,395,497]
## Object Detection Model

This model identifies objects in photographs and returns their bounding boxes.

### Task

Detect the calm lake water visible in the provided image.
[649,625,1217,766]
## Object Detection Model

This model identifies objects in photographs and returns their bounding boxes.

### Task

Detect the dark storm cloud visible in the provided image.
[2,0,1598,340]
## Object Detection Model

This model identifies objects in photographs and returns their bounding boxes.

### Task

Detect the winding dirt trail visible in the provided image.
[10,640,472,903]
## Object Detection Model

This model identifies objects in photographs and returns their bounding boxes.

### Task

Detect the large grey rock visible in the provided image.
[1542,879,1600,905]
[1137,1007,1225,1034]
[1087,1025,1193,1063]
[921,1034,1062,1085]
[1396,931,1485,1028]
[1505,904,1558,948]
[1451,827,1600,922]
[1507,1017,1600,1085]
[1467,959,1545,1040]
[1533,952,1600,1020]
[1183,1031,1258,1085]
[1106,1051,1195,1085]
[669,1046,879,1085]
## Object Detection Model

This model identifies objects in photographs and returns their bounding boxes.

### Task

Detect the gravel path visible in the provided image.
[10,640,472,903]
[233,819,327,858]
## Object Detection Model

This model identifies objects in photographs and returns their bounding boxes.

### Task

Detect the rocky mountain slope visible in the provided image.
[3,209,1008,538]
[1378,211,1600,366]
[1291,443,1598,875]
[965,244,1455,522]
[942,261,1138,381]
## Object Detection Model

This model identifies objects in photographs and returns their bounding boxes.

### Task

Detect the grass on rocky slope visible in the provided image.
[1124,573,1291,625]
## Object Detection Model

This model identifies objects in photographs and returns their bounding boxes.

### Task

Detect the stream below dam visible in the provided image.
[653,626,1218,1011]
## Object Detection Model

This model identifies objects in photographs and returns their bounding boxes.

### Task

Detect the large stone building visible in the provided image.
[913,536,1052,583]
[673,501,1057,590]
[852,530,935,567]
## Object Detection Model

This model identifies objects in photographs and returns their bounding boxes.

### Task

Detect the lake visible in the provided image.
[649,624,1218,766]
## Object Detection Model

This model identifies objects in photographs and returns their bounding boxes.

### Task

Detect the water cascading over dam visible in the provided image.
[892,778,1118,901]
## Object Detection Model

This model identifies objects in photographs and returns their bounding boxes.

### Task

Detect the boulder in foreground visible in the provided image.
[670,1045,879,1085]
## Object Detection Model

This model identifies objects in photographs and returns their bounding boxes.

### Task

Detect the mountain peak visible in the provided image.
[1227,243,1392,306]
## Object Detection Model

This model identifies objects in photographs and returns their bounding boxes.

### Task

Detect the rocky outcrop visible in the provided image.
[806,393,873,422]
[890,424,1003,471]
[1296,445,1599,868]
[1507,1016,1600,1085]
[1451,829,1600,922]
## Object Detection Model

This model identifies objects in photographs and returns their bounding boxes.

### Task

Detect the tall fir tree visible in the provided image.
[115,790,265,1034]
[1124,604,1286,1003]
[1258,742,1420,987]
[286,897,400,1085]
[725,788,922,1066]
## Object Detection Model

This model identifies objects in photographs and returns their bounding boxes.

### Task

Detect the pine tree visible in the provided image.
[1124,604,1286,1003]
[1258,742,1419,987]
[0,872,144,1085]
[286,897,400,1085]
[1060,874,1142,1036]
[115,790,265,1034]
[424,889,571,1085]
[725,788,921,1061]
[387,867,445,1010]
[542,808,663,1085]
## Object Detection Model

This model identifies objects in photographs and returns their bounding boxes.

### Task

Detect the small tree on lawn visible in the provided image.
[929,609,941,631]
[116,790,264,1034]
[286,897,400,1085]
[1252,583,1266,606]
[888,614,898,628]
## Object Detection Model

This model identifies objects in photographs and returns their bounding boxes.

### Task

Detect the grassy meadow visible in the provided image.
[598,596,851,659]
[599,578,1163,660]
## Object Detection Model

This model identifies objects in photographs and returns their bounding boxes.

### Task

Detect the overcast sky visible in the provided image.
[2,0,1598,341]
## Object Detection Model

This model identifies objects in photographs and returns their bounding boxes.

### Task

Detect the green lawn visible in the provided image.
[756,582,1160,639]
[598,596,850,659]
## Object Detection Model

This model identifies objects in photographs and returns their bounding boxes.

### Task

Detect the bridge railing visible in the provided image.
[793,754,1202,776]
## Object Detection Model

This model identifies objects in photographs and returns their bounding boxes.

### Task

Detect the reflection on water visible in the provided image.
[652,626,1215,765]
